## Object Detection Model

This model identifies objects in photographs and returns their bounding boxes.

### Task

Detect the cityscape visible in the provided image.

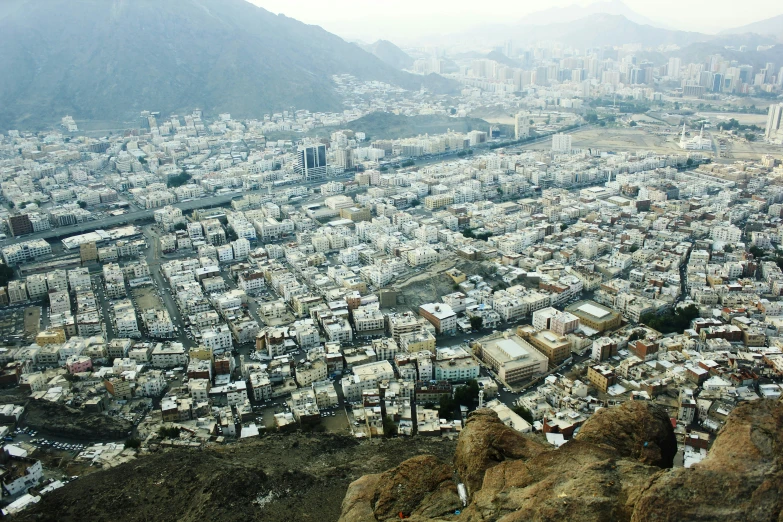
[0,0,783,520]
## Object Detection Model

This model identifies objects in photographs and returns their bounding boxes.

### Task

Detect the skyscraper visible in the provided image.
[295,143,327,180]
[765,104,783,142]
[514,112,530,141]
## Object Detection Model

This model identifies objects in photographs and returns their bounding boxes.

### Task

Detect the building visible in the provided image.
[552,133,572,153]
[340,360,394,401]
[766,103,783,142]
[476,332,549,385]
[418,303,457,335]
[524,329,572,367]
[79,242,98,263]
[295,143,328,180]
[151,343,188,368]
[566,301,622,333]
[587,364,616,393]
[514,112,530,140]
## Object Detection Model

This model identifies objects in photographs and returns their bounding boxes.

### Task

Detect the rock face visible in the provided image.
[337,400,783,522]
[575,400,678,468]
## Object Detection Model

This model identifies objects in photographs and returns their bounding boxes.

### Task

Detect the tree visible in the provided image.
[723,244,734,253]
[78,201,87,209]
[640,304,700,334]
[226,226,238,242]
[382,415,398,437]
[379,166,388,172]
[0,264,14,287]
[167,171,192,188]
[629,120,637,127]
[512,405,534,423]
[438,395,457,419]
[749,246,765,259]
[674,102,680,110]
[453,380,480,407]
[173,222,187,231]
[7,201,14,209]
[450,108,457,115]
[410,199,420,207]
[560,223,568,231]
[686,158,694,167]
[745,133,756,142]
[159,426,181,439]
[124,437,141,449]
[469,316,483,331]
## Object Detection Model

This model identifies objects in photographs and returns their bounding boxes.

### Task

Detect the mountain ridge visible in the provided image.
[0,0,456,130]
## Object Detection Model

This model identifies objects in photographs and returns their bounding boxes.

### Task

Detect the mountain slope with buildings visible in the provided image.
[0,0,456,130]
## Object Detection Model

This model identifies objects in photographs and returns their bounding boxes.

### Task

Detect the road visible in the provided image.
[142,225,192,348]
[0,173,356,248]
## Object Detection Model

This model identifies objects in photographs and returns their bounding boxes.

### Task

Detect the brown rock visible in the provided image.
[372,455,455,520]
[631,400,783,522]
[575,400,677,468]
[455,409,547,494]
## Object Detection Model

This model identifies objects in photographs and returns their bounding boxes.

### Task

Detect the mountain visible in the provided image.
[360,40,415,70]
[720,13,783,40]
[519,0,670,29]
[0,0,456,130]
[339,400,783,522]
[448,13,709,49]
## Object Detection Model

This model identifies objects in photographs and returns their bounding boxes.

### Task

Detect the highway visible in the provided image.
[0,174,354,248]
[1,124,593,249]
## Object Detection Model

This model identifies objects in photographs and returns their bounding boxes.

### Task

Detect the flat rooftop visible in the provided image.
[577,303,610,319]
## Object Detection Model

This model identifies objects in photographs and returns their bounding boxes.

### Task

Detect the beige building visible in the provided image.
[476,332,548,385]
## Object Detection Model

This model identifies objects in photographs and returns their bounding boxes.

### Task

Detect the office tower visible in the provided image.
[766,104,783,142]
[552,134,572,153]
[295,143,327,180]
[668,57,681,79]
[514,113,530,140]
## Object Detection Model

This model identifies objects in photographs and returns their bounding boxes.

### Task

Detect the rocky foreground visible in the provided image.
[338,400,783,522]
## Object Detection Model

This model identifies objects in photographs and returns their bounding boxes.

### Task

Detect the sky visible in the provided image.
[247,0,782,44]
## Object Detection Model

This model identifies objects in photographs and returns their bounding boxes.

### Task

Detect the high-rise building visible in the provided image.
[295,143,327,180]
[668,57,681,79]
[552,133,572,153]
[514,112,530,141]
[766,103,783,142]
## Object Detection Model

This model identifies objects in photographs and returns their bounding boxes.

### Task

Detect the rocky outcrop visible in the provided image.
[575,400,678,468]
[338,400,783,522]
[454,409,547,494]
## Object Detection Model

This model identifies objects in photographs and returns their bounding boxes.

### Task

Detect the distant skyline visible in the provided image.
[247,0,782,44]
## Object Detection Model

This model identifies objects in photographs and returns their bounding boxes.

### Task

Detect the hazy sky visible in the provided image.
[247,0,781,43]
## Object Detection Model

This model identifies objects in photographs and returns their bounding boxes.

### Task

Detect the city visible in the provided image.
[0,0,782,520]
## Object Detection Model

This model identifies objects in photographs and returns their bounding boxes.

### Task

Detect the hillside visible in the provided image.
[721,13,783,39]
[323,112,492,141]
[339,400,783,522]
[452,13,709,49]
[0,0,456,130]
[360,40,415,70]
[15,433,457,522]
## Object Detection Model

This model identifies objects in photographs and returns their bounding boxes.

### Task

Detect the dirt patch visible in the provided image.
[16,433,457,522]
[21,399,133,441]
[24,306,41,340]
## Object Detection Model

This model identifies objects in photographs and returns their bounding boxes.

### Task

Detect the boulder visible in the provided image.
[575,401,677,468]
[455,409,547,494]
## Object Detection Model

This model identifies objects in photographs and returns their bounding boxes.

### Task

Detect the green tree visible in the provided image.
[7,201,14,209]
[173,222,187,231]
[167,171,192,188]
[560,223,568,231]
[749,246,765,259]
[469,316,483,331]
[686,158,694,167]
[78,201,87,209]
[629,120,637,127]
[640,304,700,334]
[124,438,141,449]
[745,133,756,142]
[723,244,734,253]
[410,199,421,207]
[512,405,534,423]
[438,394,457,419]
[453,380,480,407]
[159,426,181,438]
[382,415,398,437]
[0,264,14,286]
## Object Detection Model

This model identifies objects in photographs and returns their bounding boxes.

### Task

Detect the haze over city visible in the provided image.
[0,0,783,520]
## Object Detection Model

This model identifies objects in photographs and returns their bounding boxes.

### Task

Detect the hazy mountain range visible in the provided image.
[0,0,455,130]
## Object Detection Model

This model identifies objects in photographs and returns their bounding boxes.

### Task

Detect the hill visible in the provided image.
[360,40,415,70]
[322,112,492,141]
[451,13,709,49]
[721,13,783,40]
[518,0,669,29]
[15,432,456,522]
[0,0,456,130]
[338,400,783,522]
